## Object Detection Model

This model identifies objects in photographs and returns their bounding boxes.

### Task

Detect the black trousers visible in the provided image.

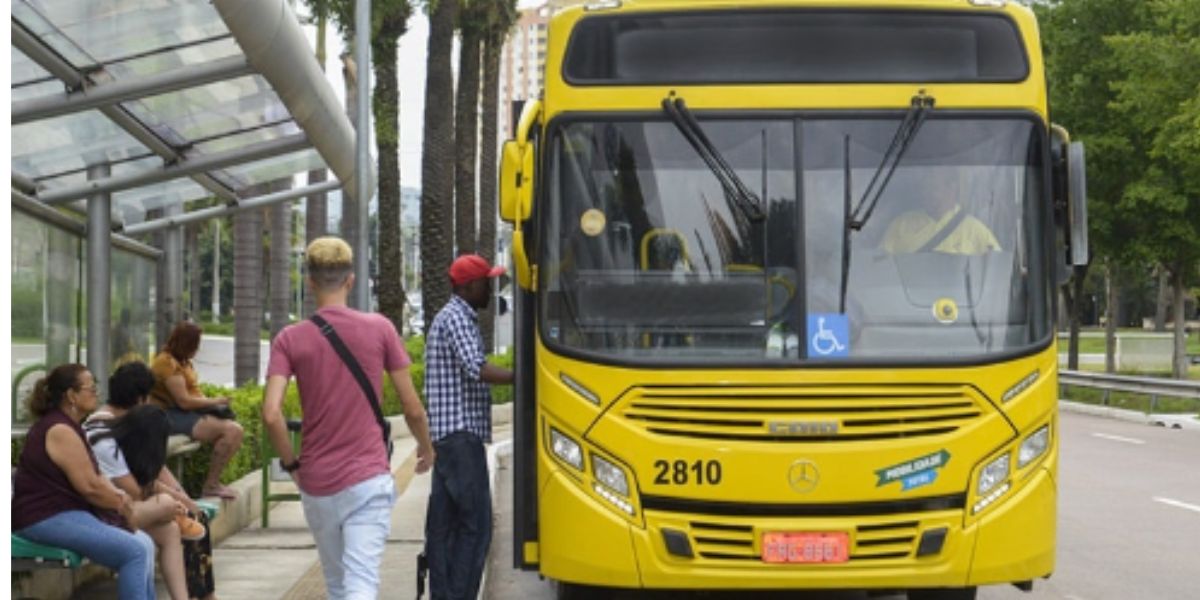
[425,431,492,600]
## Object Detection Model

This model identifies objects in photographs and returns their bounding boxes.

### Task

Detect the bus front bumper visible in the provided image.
[538,466,1056,590]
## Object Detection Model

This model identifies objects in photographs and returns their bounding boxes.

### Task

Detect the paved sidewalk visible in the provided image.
[74,422,511,600]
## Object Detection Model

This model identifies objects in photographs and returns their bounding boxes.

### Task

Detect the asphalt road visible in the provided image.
[486,410,1200,600]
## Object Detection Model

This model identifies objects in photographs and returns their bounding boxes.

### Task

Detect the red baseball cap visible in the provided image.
[449,254,506,286]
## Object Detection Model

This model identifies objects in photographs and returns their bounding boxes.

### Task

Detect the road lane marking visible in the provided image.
[1153,497,1200,514]
[1091,432,1145,445]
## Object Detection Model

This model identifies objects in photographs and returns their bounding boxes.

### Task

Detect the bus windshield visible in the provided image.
[540,115,1051,364]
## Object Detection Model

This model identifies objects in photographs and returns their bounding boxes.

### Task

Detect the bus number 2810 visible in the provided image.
[654,459,723,485]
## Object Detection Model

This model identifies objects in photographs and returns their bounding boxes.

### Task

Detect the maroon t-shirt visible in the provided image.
[267,305,412,496]
[12,409,115,531]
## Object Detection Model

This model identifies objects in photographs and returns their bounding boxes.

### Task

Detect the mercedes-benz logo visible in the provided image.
[788,459,820,493]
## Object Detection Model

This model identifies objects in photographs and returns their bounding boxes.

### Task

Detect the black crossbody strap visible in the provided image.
[310,314,391,457]
[917,208,970,253]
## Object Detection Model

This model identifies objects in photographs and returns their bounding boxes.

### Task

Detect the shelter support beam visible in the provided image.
[12,19,240,203]
[38,134,310,206]
[11,190,162,259]
[212,0,373,205]
[121,180,341,235]
[87,164,112,397]
[12,56,254,125]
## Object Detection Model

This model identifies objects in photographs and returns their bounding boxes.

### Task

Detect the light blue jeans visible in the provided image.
[18,510,156,600]
[301,473,397,600]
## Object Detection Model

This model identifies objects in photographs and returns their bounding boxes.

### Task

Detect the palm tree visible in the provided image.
[478,0,518,351]
[421,0,459,333]
[303,0,332,318]
[268,179,293,339]
[234,197,265,386]
[455,0,488,255]
[373,0,415,334]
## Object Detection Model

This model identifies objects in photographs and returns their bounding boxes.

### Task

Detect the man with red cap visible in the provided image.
[423,254,513,600]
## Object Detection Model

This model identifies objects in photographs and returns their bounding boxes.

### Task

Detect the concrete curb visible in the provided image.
[479,438,513,600]
[1059,399,1200,431]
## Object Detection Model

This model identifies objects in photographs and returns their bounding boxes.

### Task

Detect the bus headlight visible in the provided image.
[591,454,630,497]
[977,453,1010,496]
[550,428,584,471]
[1019,425,1050,468]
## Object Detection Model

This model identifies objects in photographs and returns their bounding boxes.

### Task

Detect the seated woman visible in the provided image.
[150,322,244,500]
[12,364,156,600]
[86,362,213,600]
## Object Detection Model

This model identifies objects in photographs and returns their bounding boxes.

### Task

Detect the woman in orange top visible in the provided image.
[150,322,244,500]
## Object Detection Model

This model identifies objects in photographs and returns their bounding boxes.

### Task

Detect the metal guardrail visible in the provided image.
[1059,370,1200,415]
[1059,370,1200,399]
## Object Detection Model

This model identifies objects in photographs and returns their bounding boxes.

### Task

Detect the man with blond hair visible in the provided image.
[262,236,435,600]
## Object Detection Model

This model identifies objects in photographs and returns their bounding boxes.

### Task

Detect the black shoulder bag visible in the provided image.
[310,314,394,460]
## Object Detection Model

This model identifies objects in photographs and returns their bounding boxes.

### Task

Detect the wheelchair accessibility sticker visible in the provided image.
[807,313,849,358]
[875,450,951,491]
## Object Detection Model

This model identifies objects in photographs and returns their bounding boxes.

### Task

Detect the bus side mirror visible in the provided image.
[1066,142,1089,266]
[500,141,532,223]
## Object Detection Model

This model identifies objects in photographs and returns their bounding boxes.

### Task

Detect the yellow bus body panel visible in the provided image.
[525,0,1058,591]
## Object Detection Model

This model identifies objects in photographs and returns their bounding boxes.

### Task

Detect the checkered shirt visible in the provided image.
[425,295,493,443]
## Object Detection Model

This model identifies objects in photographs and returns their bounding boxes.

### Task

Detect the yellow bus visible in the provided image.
[499,1,1089,598]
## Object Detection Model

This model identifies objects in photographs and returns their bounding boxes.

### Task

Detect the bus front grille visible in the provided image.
[687,518,920,562]
[621,385,985,442]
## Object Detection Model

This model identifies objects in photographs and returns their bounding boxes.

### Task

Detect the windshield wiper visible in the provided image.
[848,91,935,231]
[838,91,934,314]
[662,95,766,222]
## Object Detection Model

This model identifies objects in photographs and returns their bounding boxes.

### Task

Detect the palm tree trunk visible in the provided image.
[234,201,265,386]
[187,224,202,319]
[1154,266,1169,332]
[455,27,483,255]
[1170,265,1188,379]
[478,26,503,353]
[268,180,293,339]
[421,0,459,333]
[304,7,330,318]
[376,19,407,335]
[304,168,327,317]
[1104,261,1119,373]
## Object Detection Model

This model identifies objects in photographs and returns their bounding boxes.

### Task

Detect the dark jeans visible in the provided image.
[425,431,492,600]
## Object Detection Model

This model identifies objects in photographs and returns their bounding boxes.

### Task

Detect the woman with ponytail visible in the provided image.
[12,364,157,600]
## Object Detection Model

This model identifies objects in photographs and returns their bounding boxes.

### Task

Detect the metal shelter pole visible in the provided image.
[353,0,372,310]
[163,204,184,326]
[212,220,221,323]
[86,164,112,398]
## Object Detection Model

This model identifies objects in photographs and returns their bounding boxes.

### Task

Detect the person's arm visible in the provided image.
[389,368,435,474]
[156,467,200,514]
[447,314,514,385]
[262,374,298,479]
[164,373,225,411]
[45,425,133,518]
[481,363,514,385]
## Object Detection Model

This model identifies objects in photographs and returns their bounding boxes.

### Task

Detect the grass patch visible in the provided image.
[1062,385,1200,415]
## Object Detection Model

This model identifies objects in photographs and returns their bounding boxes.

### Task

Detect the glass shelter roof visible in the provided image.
[10,0,343,228]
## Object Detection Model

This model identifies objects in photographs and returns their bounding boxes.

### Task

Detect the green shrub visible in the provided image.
[171,340,512,493]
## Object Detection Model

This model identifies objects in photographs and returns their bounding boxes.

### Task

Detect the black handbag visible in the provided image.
[196,404,237,420]
[311,314,394,461]
[183,511,215,598]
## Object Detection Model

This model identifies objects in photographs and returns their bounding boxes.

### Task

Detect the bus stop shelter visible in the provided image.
[10,0,374,400]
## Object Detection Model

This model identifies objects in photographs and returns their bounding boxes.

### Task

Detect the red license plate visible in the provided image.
[761,531,850,564]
